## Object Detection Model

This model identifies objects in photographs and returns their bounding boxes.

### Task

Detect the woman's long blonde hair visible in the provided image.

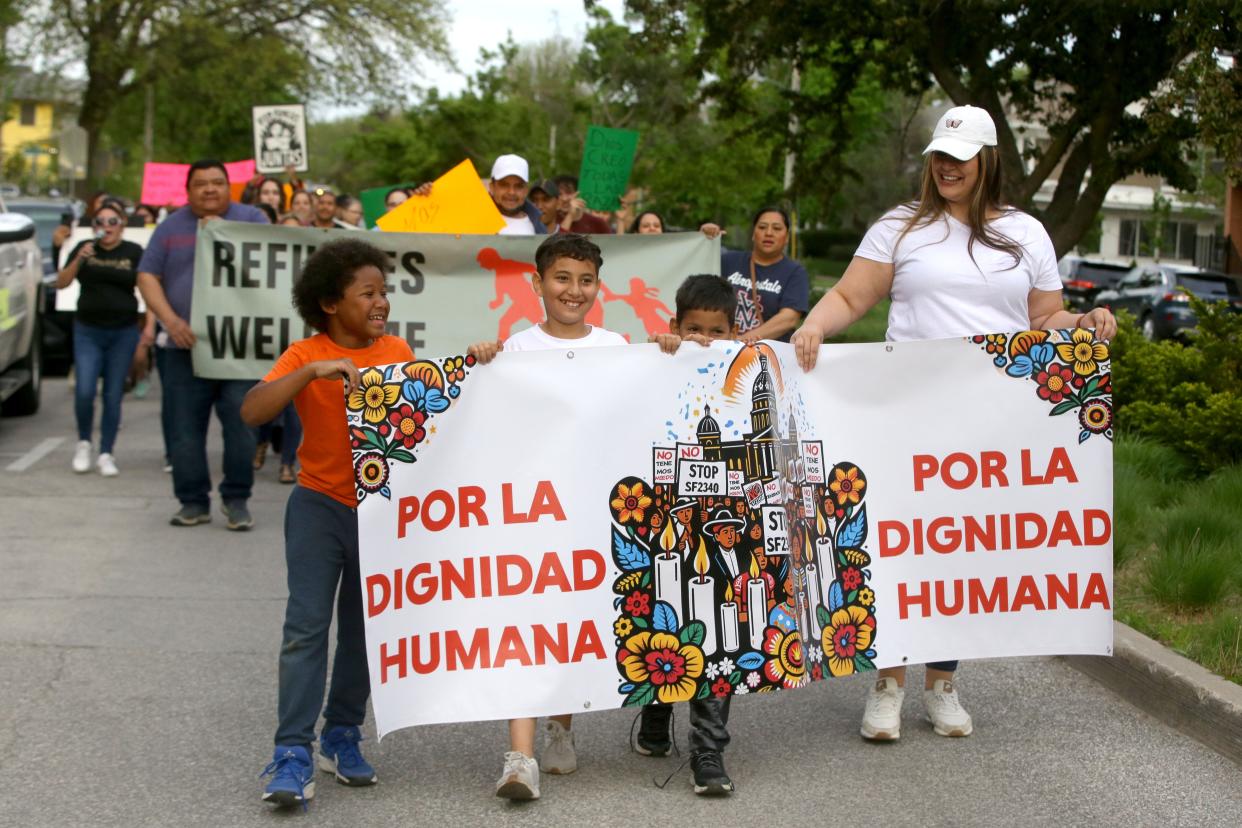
[896,145,1025,270]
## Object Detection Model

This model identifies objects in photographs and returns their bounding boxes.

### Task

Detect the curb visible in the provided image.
[1064,620,1242,766]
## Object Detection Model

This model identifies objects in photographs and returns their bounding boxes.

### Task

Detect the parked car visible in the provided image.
[1096,264,1242,341]
[5,197,78,374]
[0,202,44,415]
[1057,255,1131,311]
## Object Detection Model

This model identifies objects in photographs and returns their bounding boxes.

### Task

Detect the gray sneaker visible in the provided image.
[170,503,211,526]
[495,751,539,800]
[222,500,254,531]
[541,719,577,774]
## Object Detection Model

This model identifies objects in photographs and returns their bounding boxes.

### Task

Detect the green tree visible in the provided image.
[622,0,1242,256]
[30,0,449,184]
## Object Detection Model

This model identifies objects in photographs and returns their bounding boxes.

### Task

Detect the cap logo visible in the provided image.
[946,118,962,128]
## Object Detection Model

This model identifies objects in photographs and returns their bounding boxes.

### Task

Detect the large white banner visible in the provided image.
[348,332,1114,736]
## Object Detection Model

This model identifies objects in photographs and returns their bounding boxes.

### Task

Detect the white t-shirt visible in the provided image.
[855,206,1061,342]
[504,324,628,352]
[499,214,536,235]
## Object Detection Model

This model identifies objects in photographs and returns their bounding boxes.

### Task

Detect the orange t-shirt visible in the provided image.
[264,334,414,507]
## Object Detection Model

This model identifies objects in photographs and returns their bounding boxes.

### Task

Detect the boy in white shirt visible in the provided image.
[469,233,625,800]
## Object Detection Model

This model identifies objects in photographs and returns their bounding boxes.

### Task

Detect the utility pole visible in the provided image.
[142,81,154,164]
[783,63,800,258]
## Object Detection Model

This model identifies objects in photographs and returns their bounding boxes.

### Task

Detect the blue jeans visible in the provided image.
[275,486,369,748]
[153,346,174,463]
[256,404,302,465]
[158,347,255,507]
[73,321,140,454]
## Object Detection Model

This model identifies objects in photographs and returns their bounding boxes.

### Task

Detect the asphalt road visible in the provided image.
[2,377,1240,827]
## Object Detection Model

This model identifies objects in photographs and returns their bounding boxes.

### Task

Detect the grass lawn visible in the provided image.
[1113,436,1242,683]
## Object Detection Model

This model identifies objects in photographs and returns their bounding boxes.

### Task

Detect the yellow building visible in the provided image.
[1,67,77,188]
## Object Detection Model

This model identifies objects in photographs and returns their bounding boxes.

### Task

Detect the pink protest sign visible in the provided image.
[140,159,256,206]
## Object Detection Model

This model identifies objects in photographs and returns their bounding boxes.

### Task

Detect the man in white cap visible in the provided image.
[488,153,549,235]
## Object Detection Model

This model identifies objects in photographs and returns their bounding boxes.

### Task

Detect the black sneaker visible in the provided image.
[222,500,254,531]
[690,751,734,795]
[636,706,672,757]
[170,503,211,526]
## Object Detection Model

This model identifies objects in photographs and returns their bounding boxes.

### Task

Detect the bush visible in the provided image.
[1111,295,1242,474]
[798,228,862,259]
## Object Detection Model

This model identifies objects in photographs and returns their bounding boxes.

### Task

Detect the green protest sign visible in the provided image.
[360,182,415,229]
[577,126,639,211]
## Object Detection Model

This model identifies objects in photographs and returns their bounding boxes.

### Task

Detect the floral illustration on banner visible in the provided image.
[345,356,476,502]
[973,329,1113,443]
[608,346,877,705]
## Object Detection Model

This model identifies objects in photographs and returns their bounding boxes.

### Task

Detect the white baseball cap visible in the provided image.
[923,105,997,161]
[490,154,530,183]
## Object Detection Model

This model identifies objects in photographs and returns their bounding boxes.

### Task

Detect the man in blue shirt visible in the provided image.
[137,159,269,529]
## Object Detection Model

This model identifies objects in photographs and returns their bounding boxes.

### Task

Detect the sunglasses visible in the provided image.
[93,217,124,228]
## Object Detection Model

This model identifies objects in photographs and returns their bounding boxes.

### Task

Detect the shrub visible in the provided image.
[1110,294,1242,475]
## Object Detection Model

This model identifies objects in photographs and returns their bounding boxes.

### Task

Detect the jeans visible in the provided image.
[153,346,174,463]
[158,347,255,507]
[256,404,303,466]
[275,486,369,748]
[73,321,140,454]
[641,697,732,754]
[927,661,959,672]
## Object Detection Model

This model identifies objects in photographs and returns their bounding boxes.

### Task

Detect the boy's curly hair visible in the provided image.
[534,233,603,278]
[293,238,390,332]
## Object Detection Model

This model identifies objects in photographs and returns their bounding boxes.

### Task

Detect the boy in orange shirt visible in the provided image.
[242,238,414,808]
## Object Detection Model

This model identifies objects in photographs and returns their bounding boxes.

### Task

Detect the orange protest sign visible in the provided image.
[376,159,506,234]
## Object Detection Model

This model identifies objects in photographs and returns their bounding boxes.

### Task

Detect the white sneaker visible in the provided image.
[860,676,904,741]
[96,453,119,477]
[924,679,973,737]
[541,719,577,774]
[72,440,91,473]
[495,751,539,800]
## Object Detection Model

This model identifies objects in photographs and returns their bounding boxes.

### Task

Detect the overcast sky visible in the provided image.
[314,0,627,118]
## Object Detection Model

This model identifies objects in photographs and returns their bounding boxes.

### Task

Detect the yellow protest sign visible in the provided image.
[376,159,506,234]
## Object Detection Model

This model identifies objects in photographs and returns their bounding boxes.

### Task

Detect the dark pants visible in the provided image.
[256,404,303,466]
[73,321,139,454]
[927,661,959,672]
[275,486,369,749]
[159,347,255,507]
[153,346,174,463]
[642,697,732,754]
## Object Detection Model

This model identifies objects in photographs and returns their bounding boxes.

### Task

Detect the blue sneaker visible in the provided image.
[318,725,377,786]
[261,745,314,807]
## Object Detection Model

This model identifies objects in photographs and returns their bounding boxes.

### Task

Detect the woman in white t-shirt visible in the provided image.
[791,105,1115,743]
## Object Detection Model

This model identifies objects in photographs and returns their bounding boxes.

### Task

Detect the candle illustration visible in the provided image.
[816,503,837,591]
[803,530,823,638]
[654,516,683,624]
[746,554,767,650]
[720,582,740,652]
[688,536,718,655]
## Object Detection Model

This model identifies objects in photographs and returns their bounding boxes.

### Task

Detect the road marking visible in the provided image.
[5,437,64,472]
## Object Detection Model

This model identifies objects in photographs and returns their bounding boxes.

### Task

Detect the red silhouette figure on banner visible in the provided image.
[478,246,603,339]
[600,277,672,336]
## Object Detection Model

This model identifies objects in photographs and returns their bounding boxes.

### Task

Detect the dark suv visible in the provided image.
[1058,256,1131,311]
[1096,264,1242,341]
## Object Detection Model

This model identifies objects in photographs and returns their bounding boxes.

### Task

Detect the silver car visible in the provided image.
[0,198,43,415]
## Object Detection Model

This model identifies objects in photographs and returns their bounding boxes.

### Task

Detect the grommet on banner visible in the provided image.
[583,701,591,709]
[902,656,908,663]
[567,350,575,359]
[886,345,893,353]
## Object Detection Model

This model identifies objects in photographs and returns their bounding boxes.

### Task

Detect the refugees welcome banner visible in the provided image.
[346,334,1114,736]
[189,222,717,379]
